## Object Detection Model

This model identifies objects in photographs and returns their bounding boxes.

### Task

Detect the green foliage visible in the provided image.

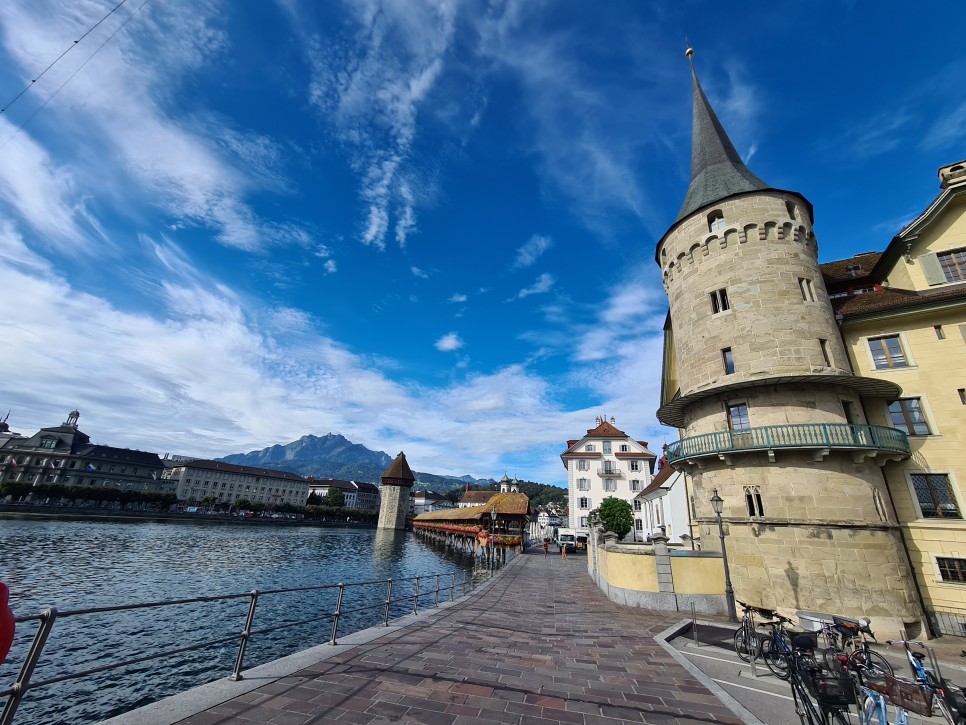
[598,497,634,539]
[322,487,345,508]
[513,480,566,508]
[0,481,177,507]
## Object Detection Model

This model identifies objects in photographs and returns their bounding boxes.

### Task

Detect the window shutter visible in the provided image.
[920,252,945,286]
[960,325,966,345]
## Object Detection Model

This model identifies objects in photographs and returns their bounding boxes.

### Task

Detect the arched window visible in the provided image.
[708,210,725,233]
[786,201,798,220]
[744,486,764,517]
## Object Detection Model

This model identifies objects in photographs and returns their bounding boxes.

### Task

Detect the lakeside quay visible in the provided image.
[106,548,752,725]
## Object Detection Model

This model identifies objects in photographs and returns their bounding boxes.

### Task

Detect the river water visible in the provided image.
[0,518,477,725]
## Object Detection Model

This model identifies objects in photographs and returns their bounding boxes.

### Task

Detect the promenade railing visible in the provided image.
[0,570,471,725]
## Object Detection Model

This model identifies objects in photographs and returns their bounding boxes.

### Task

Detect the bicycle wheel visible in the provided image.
[734,626,759,663]
[935,695,956,725]
[761,637,791,680]
[849,648,893,679]
[828,709,850,725]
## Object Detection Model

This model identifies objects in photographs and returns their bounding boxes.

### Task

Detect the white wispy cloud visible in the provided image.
[0,0,304,254]
[511,233,553,269]
[448,293,467,303]
[921,100,966,151]
[514,272,555,299]
[303,0,457,250]
[411,266,430,279]
[434,332,464,352]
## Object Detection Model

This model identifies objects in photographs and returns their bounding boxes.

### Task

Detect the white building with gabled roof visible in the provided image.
[560,417,657,539]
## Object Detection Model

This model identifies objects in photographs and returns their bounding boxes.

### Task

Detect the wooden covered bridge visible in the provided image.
[412,492,530,565]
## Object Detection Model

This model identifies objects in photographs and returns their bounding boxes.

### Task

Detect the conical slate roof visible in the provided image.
[674,61,771,224]
[382,451,415,482]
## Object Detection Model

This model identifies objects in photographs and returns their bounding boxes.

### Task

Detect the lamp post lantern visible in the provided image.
[711,488,738,623]
[489,507,498,568]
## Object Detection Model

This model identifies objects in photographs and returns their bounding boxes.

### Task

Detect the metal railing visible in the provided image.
[666,423,910,464]
[0,570,470,725]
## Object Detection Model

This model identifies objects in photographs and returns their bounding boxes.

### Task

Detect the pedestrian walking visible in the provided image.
[560,542,568,560]
[542,540,549,557]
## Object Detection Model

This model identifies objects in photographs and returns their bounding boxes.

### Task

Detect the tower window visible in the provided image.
[744,486,764,517]
[935,325,945,339]
[819,339,832,367]
[722,347,735,375]
[727,403,750,431]
[708,210,726,233]
[786,201,798,220]
[710,288,730,314]
[798,277,816,301]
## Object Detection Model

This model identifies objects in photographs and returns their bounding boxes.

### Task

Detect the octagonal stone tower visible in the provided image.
[655,52,922,631]
[377,451,415,530]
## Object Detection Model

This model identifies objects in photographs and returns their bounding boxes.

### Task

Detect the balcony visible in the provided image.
[666,423,910,467]
[597,467,623,477]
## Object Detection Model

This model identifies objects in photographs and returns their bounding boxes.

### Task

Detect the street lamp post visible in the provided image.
[710,488,738,623]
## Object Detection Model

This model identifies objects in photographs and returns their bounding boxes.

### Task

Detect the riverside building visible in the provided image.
[163,459,310,507]
[656,51,922,633]
[821,160,966,634]
[560,417,657,540]
[0,410,168,493]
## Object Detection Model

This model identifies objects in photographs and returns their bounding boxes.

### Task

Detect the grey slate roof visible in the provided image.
[674,64,771,224]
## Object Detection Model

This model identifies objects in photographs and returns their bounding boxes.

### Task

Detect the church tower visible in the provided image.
[656,51,921,630]
[377,451,415,530]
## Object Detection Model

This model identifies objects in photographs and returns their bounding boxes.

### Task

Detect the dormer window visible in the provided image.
[39,438,57,449]
[938,248,966,283]
[708,210,726,233]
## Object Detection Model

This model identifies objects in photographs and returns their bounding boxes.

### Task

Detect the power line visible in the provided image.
[1,0,131,114]
[0,0,149,153]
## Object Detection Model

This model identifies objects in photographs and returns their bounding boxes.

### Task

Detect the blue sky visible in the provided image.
[1,1,964,486]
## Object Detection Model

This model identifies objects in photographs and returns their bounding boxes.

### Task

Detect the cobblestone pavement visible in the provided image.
[174,550,746,725]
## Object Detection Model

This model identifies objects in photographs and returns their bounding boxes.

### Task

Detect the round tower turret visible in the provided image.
[655,52,922,633]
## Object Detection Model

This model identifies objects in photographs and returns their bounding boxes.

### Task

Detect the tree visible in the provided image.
[598,497,633,540]
[322,487,345,508]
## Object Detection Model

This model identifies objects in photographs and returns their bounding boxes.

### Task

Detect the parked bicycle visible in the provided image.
[787,634,854,725]
[733,599,766,662]
[759,614,796,680]
[884,639,966,724]
[820,615,892,679]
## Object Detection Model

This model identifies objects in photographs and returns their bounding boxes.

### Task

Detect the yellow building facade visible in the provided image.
[825,160,966,634]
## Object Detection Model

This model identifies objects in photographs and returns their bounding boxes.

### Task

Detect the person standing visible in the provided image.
[560,542,568,560]
[542,540,549,557]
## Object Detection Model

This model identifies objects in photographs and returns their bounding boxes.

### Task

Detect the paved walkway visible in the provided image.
[167,550,745,725]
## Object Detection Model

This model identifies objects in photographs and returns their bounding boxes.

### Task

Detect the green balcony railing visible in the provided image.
[666,423,910,464]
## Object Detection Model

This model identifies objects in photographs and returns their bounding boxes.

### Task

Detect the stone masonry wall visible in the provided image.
[659,192,851,397]
[377,484,410,530]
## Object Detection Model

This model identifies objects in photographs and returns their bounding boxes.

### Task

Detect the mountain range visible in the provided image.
[218,433,495,491]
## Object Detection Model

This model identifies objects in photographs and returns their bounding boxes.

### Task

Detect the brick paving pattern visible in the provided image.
[176,550,745,724]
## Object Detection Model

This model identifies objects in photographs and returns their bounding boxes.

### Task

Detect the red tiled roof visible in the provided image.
[614,452,656,459]
[179,459,308,482]
[820,252,882,284]
[585,421,627,437]
[560,452,602,459]
[834,284,966,317]
[460,490,497,504]
[637,465,678,497]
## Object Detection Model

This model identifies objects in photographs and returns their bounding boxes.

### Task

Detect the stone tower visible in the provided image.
[656,52,922,631]
[377,451,415,530]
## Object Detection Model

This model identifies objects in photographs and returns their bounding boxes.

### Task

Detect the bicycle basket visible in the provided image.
[802,668,857,707]
[792,632,818,650]
[832,615,860,638]
[864,675,933,717]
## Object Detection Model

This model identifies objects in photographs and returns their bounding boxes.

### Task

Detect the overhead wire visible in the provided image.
[1,0,131,114]
[0,0,150,153]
